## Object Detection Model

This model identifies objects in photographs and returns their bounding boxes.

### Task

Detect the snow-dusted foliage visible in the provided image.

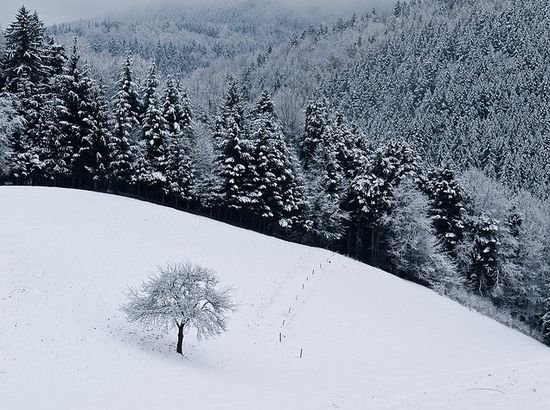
[214,77,258,210]
[0,95,22,176]
[304,166,348,244]
[191,119,223,208]
[3,7,49,93]
[110,56,142,185]
[141,63,166,186]
[251,91,306,229]
[123,262,235,355]
[425,167,468,255]
[161,78,194,200]
[382,180,460,292]
[43,40,111,185]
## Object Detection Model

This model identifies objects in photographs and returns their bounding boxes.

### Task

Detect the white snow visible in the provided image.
[1,186,549,409]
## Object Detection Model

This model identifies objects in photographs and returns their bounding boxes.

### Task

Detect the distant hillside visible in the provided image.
[46,0,345,85]
[193,0,550,197]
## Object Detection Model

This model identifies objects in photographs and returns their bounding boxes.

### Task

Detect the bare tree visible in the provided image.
[123,262,235,355]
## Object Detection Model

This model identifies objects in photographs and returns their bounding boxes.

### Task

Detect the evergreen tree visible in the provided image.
[469,215,501,295]
[0,94,23,178]
[141,63,166,188]
[300,96,329,170]
[2,7,49,93]
[110,56,142,185]
[2,8,50,183]
[215,76,257,211]
[191,119,223,208]
[3,78,43,183]
[251,90,306,228]
[44,40,111,186]
[162,76,193,201]
[41,79,72,182]
[44,37,67,77]
[304,166,348,245]
[426,167,468,255]
[331,113,366,178]
[344,141,420,264]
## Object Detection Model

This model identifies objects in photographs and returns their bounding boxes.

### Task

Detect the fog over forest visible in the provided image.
[1,0,394,26]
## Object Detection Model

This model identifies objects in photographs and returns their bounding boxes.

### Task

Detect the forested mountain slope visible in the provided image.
[200,0,550,197]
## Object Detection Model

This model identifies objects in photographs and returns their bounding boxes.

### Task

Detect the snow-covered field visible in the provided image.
[1,186,549,409]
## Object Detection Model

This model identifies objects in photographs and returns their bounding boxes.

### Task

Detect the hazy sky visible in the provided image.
[1,0,391,26]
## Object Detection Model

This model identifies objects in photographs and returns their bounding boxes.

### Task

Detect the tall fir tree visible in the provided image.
[2,7,49,93]
[468,215,501,295]
[300,96,329,170]
[162,76,194,201]
[2,7,51,183]
[426,167,468,255]
[110,56,142,185]
[44,40,111,187]
[251,90,306,228]
[344,141,420,264]
[214,76,258,212]
[141,63,166,188]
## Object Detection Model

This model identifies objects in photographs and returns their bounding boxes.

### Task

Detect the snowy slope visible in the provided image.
[1,186,549,410]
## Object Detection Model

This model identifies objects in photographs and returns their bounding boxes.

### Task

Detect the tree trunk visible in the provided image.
[176,323,185,355]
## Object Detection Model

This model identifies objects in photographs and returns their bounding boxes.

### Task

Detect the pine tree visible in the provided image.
[191,119,223,208]
[2,8,50,183]
[469,215,501,295]
[0,94,23,179]
[331,113,366,178]
[41,78,73,182]
[162,76,193,201]
[110,56,142,186]
[314,140,345,200]
[44,37,67,77]
[426,167,468,255]
[304,167,348,245]
[44,40,111,187]
[2,7,49,93]
[344,141,420,264]
[141,63,166,188]
[3,81,43,183]
[251,91,306,228]
[215,76,257,212]
[301,96,329,170]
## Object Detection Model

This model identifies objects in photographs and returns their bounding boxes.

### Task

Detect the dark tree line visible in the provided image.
[2,6,550,346]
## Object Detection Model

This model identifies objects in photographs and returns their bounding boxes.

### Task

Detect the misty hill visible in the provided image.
[47,0,352,82]
[2,186,550,409]
[184,0,550,197]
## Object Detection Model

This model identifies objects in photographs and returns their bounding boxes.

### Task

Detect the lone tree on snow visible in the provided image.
[123,262,235,355]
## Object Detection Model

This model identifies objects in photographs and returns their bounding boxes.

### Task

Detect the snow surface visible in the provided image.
[1,186,549,410]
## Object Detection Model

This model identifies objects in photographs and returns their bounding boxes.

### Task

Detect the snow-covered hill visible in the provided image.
[1,187,549,409]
